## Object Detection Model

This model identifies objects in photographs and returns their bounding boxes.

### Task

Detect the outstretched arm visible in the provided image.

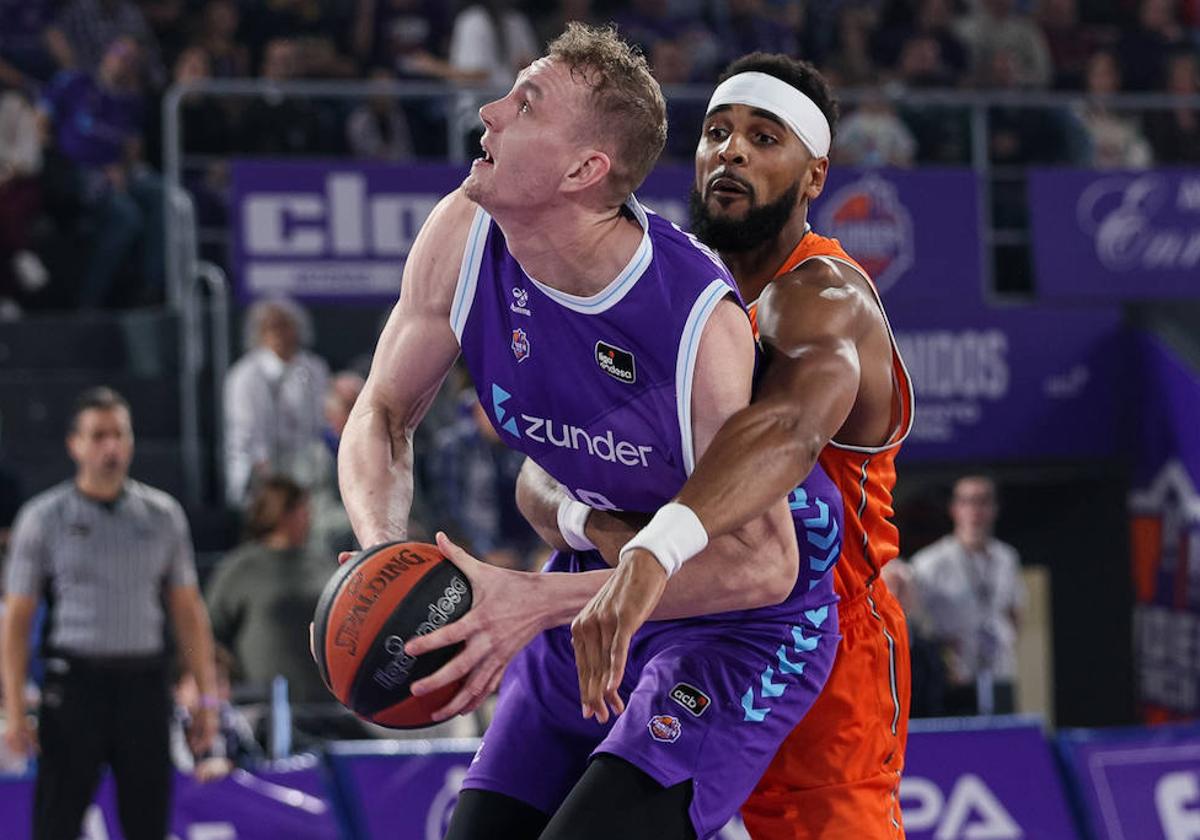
[339,191,473,548]
[573,263,877,718]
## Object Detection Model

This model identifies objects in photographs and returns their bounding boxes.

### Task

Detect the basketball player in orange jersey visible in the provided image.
[515,52,914,838]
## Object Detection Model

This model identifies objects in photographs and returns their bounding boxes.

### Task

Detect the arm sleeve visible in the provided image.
[5,502,49,598]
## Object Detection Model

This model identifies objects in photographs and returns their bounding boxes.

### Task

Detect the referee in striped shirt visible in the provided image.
[1,387,218,840]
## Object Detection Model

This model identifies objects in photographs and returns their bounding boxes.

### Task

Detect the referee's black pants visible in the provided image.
[34,655,172,840]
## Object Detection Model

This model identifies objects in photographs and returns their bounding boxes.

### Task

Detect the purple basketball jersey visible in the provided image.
[453,197,737,513]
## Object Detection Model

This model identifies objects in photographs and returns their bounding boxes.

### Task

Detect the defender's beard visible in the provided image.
[688,181,802,253]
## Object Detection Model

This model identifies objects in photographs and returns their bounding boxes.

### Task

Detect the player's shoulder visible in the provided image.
[772,254,867,304]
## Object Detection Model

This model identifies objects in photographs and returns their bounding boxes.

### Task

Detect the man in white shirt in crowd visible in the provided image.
[224,297,330,507]
[911,475,1026,716]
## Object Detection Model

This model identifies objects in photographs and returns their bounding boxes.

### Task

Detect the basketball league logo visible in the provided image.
[816,173,914,295]
[511,328,530,362]
[647,714,682,743]
[511,287,531,316]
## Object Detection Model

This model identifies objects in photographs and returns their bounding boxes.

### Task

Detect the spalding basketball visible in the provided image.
[312,541,472,728]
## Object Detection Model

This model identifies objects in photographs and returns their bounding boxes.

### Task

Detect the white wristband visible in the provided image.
[619,502,709,578]
[557,497,596,552]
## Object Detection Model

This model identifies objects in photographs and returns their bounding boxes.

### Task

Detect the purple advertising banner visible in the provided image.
[1029,169,1200,301]
[902,719,1080,840]
[888,301,1126,462]
[0,765,340,839]
[1128,333,1200,720]
[229,162,981,307]
[325,740,753,840]
[1059,722,1200,840]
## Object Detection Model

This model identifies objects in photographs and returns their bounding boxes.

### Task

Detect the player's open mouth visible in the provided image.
[478,142,495,166]
[708,176,750,197]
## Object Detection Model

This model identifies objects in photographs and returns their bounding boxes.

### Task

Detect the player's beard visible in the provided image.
[688,181,802,253]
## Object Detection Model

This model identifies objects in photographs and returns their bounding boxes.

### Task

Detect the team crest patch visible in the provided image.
[511,328,530,362]
[669,682,711,717]
[595,341,636,384]
[647,714,682,743]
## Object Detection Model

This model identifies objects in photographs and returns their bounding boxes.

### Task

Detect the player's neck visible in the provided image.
[497,204,643,297]
[719,211,811,304]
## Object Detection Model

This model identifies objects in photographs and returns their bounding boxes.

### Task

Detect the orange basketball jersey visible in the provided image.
[747,230,914,600]
[743,229,914,840]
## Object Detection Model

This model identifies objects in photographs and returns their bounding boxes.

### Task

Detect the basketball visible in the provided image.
[312,541,473,728]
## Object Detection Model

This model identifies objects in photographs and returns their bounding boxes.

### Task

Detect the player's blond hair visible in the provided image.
[547,22,667,202]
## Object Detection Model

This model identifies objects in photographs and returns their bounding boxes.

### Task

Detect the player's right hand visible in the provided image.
[403,532,550,722]
[3,716,37,758]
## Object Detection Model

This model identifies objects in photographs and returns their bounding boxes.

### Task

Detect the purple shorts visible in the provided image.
[462,555,840,839]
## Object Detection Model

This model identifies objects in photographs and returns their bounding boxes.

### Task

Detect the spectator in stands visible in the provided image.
[717,0,798,68]
[1074,49,1153,168]
[428,381,544,572]
[445,0,539,87]
[984,46,1080,164]
[347,68,414,160]
[834,93,918,167]
[1144,49,1200,163]
[39,36,167,309]
[0,0,58,91]
[46,0,164,88]
[890,26,973,163]
[206,477,330,706]
[1119,0,1186,90]
[298,371,367,557]
[824,4,881,87]
[615,0,720,80]
[0,91,48,319]
[354,0,452,77]
[171,647,261,782]
[956,0,1053,88]
[653,38,707,161]
[238,38,321,155]
[174,47,230,156]
[912,476,1026,716]
[881,558,947,718]
[876,0,969,85]
[1037,0,1103,89]
[196,0,250,79]
[224,297,330,507]
[1,386,218,839]
[537,0,603,47]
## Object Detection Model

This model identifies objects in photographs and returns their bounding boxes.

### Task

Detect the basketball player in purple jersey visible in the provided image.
[339,25,842,840]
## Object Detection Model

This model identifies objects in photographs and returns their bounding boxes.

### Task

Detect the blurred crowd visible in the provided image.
[1,0,1199,315]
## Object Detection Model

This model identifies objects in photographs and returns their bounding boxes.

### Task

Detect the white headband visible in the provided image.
[706,71,831,159]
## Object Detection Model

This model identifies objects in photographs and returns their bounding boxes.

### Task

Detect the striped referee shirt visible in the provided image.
[5,480,198,657]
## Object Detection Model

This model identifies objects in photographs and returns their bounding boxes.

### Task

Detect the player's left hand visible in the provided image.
[571,548,667,723]
[402,532,549,722]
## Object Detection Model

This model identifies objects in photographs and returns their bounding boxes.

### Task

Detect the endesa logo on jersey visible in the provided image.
[490,384,655,468]
[595,341,636,384]
[816,173,914,295]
